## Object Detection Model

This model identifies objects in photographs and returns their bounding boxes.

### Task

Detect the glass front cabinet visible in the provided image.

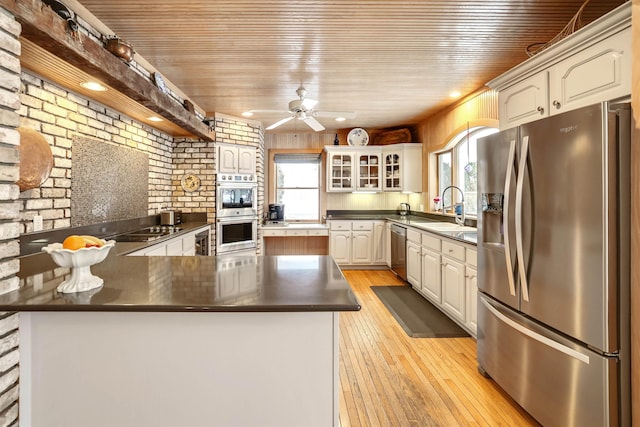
[327,151,355,192]
[356,152,381,191]
[325,144,422,193]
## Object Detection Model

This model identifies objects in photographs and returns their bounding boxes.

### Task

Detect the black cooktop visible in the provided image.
[113,226,183,242]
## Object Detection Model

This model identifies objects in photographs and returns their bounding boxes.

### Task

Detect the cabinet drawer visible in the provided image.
[466,248,477,267]
[285,229,308,237]
[351,221,373,231]
[442,241,465,261]
[307,229,329,236]
[329,221,350,231]
[262,229,283,237]
[406,228,421,244]
[421,234,441,250]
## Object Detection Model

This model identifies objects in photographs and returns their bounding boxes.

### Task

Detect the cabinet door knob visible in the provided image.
[537,106,544,114]
[553,100,561,109]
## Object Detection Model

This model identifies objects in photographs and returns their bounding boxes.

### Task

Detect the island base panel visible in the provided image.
[20,311,339,427]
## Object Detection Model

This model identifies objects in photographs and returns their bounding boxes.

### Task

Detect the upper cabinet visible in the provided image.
[382,144,422,193]
[325,144,422,193]
[218,144,256,175]
[489,3,631,130]
[327,150,355,192]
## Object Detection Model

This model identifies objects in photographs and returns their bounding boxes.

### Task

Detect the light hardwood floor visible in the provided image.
[339,269,540,427]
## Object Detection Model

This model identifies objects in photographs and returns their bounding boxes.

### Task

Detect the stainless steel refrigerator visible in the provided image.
[476,101,631,427]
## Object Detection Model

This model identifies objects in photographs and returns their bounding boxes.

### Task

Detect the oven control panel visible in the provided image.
[218,174,255,182]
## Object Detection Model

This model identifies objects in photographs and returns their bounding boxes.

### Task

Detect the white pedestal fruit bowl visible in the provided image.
[42,240,115,293]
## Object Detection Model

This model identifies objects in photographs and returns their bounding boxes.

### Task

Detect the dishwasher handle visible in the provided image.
[391,224,407,235]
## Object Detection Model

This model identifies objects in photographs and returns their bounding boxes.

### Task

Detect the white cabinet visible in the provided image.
[498,71,548,129]
[218,144,256,175]
[373,221,386,264]
[465,265,478,334]
[402,223,478,336]
[328,220,385,266]
[382,144,422,193]
[329,230,351,264]
[465,248,478,333]
[421,247,442,303]
[490,4,631,129]
[351,231,372,264]
[356,152,382,191]
[547,29,631,116]
[127,226,210,257]
[441,256,466,324]
[498,29,631,130]
[326,150,355,192]
[406,241,422,287]
[325,144,421,193]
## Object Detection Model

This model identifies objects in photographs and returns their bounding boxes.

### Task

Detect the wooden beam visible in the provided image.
[1,0,214,141]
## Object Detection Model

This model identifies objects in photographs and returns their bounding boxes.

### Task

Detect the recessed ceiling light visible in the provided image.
[449,91,461,98]
[242,111,254,117]
[148,116,163,122]
[80,81,107,92]
[335,117,346,122]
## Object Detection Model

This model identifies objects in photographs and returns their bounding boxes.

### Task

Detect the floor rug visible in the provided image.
[371,286,470,338]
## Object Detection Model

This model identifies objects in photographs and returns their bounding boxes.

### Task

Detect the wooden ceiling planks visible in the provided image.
[54,0,627,132]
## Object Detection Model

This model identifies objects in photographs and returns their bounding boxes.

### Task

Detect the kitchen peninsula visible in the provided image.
[4,251,360,427]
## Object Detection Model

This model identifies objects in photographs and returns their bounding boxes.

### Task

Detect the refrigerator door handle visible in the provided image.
[503,139,517,297]
[515,135,530,302]
[480,297,590,364]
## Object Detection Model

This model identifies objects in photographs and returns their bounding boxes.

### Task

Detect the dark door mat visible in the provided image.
[371,286,470,338]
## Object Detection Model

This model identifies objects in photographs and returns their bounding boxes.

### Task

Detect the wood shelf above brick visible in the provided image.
[2,0,214,141]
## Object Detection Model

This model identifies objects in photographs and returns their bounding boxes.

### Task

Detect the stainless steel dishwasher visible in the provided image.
[390,224,407,281]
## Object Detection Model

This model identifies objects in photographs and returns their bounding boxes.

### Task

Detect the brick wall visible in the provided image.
[18,72,175,233]
[0,6,22,426]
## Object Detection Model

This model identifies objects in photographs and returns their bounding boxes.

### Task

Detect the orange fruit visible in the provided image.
[62,235,86,250]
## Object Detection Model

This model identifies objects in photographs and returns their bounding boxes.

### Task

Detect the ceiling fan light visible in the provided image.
[335,117,346,122]
[301,98,318,110]
[242,111,254,117]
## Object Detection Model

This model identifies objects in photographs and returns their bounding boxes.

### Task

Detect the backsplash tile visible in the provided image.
[71,137,148,226]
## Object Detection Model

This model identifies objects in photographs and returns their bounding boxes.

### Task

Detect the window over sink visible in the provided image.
[433,126,498,216]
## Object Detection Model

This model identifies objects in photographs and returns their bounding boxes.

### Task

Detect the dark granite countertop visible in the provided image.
[326,212,478,246]
[5,253,360,313]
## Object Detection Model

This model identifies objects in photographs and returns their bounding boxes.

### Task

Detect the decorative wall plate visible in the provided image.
[347,128,369,146]
[181,173,201,192]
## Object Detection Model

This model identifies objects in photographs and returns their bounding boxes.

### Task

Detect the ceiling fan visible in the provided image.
[245,86,356,132]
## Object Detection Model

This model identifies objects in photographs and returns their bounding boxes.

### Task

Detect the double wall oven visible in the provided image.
[216,174,258,255]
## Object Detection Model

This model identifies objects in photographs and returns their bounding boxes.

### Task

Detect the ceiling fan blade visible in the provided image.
[302,116,325,132]
[266,116,294,130]
[301,98,318,110]
[246,109,291,115]
[313,111,357,119]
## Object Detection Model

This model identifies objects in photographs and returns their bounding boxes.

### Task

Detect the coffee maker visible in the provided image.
[267,204,285,223]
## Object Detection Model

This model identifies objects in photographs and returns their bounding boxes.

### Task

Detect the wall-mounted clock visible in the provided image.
[181,173,201,192]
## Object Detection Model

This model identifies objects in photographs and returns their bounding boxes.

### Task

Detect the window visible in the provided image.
[435,126,498,216]
[274,153,321,221]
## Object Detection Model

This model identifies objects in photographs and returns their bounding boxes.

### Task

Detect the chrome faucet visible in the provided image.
[441,185,465,226]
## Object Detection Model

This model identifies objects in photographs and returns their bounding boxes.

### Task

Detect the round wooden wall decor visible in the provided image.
[16,127,54,192]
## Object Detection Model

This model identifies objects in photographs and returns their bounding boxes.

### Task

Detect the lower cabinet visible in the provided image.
[441,255,466,323]
[329,230,351,264]
[406,227,478,337]
[128,226,209,256]
[328,220,386,266]
[406,241,422,287]
[421,247,441,303]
